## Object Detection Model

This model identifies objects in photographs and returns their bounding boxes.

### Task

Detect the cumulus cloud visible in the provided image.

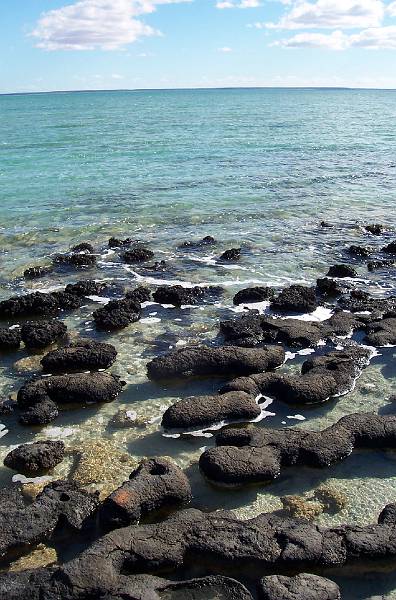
[267,0,385,30]
[31,0,191,51]
[275,25,396,49]
[216,0,260,8]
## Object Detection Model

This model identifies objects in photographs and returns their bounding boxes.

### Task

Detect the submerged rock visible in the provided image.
[0,328,21,351]
[93,297,141,330]
[233,286,275,306]
[23,265,53,279]
[18,372,124,425]
[8,544,57,573]
[179,235,217,248]
[327,264,357,278]
[347,244,372,257]
[20,320,67,349]
[64,280,106,297]
[368,259,395,271]
[100,457,192,529]
[270,285,318,313]
[382,241,396,254]
[4,440,65,475]
[70,242,94,253]
[219,248,241,261]
[281,495,323,520]
[161,391,261,431]
[125,286,152,304]
[108,236,135,248]
[122,247,154,263]
[41,340,117,372]
[365,223,384,235]
[199,411,396,486]
[147,345,285,380]
[53,252,97,268]
[258,574,341,600]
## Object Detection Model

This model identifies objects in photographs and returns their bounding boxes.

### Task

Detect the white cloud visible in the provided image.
[218,46,233,51]
[216,0,260,8]
[31,0,191,51]
[275,25,396,49]
[267,0,385,30]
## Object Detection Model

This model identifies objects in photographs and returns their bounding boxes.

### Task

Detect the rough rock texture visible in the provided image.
[19,398,59,425]
[93,297,141,331]
[199,412,396,486]
[41,340,117,372]
[382,241,396,254]
[64,280,106,297]
[0,328,21,351]
[179,235,217,248]
[70,242,94,253]
[368,259,395,271]
[365,224,384,235]
[161,391,261,430]
[338,292,396,314]
[4,441,65,474]
[258,574,341,600]
[316,277,342,297]
[0,481,98,563]
[20,321,67,349]
[347,245,371,257]
[17,372,124,425]
[233,287,275,306]
[53,252,97,268]
[23,265,53,279]
[125,286,152,304]
[221,347,372,405]
[108,236,135,247]
[147,345,285,380]
[153,285,222,307]
[327,264,357,278]
[0,292,82,320]
[270,285,318,313]
[364,316,396,346]
[100,457,192,529]
[123,247,154,263]
[219,248,241,261]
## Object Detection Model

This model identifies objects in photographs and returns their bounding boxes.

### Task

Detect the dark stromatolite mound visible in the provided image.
[347,244,372,257]
[271,285,318,313]
[125,285,152,304]
[258,574,341,600]
[23,265,53,279]
[221,347,372,404]
[153,284,222,307]
[382,241,396,254]
[147,345,285,380]
[0,481,98,563]
[64,279,106,297]
[100,457,192,530]
[364,316,396,346]
[93,297,141,330]
[41,340,117,372]
[199,412,396,486]
[327,264,357,278]
[0,328,21,351]
[17,372,124,425]
[368,259,395,271]
[4,440,65,474]
[338,291,396,314]
[233,286,275,306]
[108,236,135,247]
[219,248,241,261]
[52,502,396,596]
[53,252,97,268]
[220,313,266,347]
[179,235,217,248]
[70,242,94,253]
[316,277,342,297]
[20,320,67,349]
[365,223,384,235]
[50,291,83,311]
[122,247,154,263]
[0,292,79,320]
[161,391,261,431]
[19,398,59,425]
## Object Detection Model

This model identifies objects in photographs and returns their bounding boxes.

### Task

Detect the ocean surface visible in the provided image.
[1,88,396,598]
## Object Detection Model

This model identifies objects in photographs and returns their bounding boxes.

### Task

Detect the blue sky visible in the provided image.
[2,0,396,92]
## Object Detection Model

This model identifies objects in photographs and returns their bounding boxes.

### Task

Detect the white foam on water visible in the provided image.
[287,414,306,421]
[87,295,111,304]
[0,424,8,439]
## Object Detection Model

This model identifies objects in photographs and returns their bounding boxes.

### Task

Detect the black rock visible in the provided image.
[53,253,97,268]
[23,265,53,279]
[64,280,106,297]
[93,297,141,331]
[233,287,275,306]
[179,235,217,248]
[219,248,241,261]
[382,241,396,254]
[4,440,65,474]
[368,259,395,271]
[108,236,134,248]
[320,221,333,228]
[258,573,341,600]
[271,285,318,313]
[20,320,67,349]
[125,286,152,304]
[316,277,342,297]
[365,224,384,235]
[19,398,59,425]
[348,244,372,257]
[327,264,357,278]
[123,247,154,263]
[70,242,94,253]
[153,285,222,308]
[41,340,117,372]
[0,328,21,351]
[364,317,396,346]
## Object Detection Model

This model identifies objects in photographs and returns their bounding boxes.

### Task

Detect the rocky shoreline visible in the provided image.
[0,225,396,598]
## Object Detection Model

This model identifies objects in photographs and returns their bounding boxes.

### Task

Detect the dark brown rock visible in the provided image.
[233,287,275,306]
[219,248,241,261]
[271,285,318,313]
[123,247,154,263]
[0,328,21,351]
[4,440,65,474]
[258,573,341,600]
[20,320,67,349]
[327,264,357,278]
[41,340,117,372]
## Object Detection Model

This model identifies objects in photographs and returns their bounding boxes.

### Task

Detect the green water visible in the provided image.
[1,88,396,598]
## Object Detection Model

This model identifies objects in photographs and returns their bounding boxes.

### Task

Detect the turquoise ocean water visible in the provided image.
[1,89,396,597]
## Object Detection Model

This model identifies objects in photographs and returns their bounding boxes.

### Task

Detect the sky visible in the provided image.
[2,0,396,92]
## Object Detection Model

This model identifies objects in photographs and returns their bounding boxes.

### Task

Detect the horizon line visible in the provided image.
[1,85,396,96]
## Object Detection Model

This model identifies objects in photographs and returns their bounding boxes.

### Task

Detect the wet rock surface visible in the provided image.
[270,285,318,313]
[258,573,341,600]
[219,248,241,261]
[0,291,82,320]
[123,247,154,263]
[147,345,285,380]
[199,412,396,486]
[0,328,21,351]
[327,264,357,278]
[364,316,396,346]
[161,391,261,430]
[233,286,275,306]
[4,441,65,475]
[179,235,217,248]
[153,284,222,307]
[93,297,141,330]
[23,265,53,279]
[20,321,67,349]
[100,457,192,529]
[41,340,117,372]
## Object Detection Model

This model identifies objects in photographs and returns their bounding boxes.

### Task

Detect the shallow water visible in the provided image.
[1,88,396,598]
